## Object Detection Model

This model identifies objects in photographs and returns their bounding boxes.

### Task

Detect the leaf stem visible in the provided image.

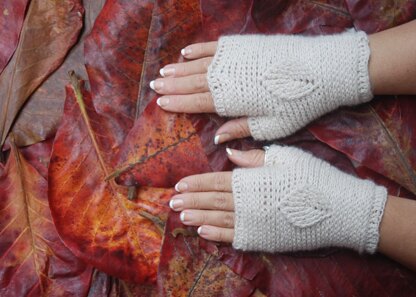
[105,131,197,181]
[138,210,165,235]
[69,71,110,178]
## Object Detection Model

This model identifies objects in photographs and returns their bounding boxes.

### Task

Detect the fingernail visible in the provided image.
[197,226,204,235]
[226,148,233,156]
[160,67,175,77]
[175,182,188,192]
[149,80,163,91]
[180,211,196,223]
[214,135,220,145]
[181,47,192,56]
[157,97,169,107]
[214,133,231,145]
[197,226,210,237]
[169,199,184,210]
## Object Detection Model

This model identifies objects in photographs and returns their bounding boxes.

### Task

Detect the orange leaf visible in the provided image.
[48,74,210,283]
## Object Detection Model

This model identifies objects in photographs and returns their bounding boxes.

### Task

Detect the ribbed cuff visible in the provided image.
[354,31,373,104]
[207,36,230,116]
[363,185,388,253]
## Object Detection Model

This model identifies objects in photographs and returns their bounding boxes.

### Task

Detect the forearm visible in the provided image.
[378,195,416,270]
[369,20,416,95]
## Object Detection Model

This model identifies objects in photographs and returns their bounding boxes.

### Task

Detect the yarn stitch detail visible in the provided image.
[280,185,332,228]
[263,61,318,101]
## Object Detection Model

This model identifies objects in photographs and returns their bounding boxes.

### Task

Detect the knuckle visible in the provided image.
[215,230,224,242]
[193,75,207,90]
[235,120,250,137]
[213,193,228,210]
[201,58,211,72]
[189,195,199,209]
[197,43,204,55]
[178,63,186,75]
[192,176,204,191]
[223,213,234,228]
[196,93,210,110]
[200,212,209,225]
[212,174,225,191]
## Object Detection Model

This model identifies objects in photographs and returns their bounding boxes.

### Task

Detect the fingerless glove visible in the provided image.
[232,146,387,254]
[208,31,372,140]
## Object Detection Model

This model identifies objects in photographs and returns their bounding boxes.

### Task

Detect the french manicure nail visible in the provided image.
[149,80,163,91]
[214,135,220,145]
[197,226,203,235]
[226,148,233,156]
[175,182,188,192]
[157,97,169,107]
[160,67,175,77]
[180,212,186,222]
[214,133,231,145]
[169,199,184,210]
[181,48,192,56]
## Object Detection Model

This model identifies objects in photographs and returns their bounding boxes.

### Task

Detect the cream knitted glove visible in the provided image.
[232,145,387,254]
[208,31,373,140]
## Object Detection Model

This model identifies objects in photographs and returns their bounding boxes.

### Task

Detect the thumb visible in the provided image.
[214,117,251,145]
[226,148,265,168]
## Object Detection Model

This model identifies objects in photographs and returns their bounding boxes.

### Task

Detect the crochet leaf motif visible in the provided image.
[262,61,318,101]
[281,185,331,228]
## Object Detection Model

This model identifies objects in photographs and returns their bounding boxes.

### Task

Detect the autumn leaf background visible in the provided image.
[1,0,416,296]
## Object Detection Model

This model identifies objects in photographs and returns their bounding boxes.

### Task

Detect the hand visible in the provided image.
[151,42,252,145]
[169,148,265,243]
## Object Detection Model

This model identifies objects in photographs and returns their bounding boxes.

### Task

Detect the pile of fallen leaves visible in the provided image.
[1,0,416,296]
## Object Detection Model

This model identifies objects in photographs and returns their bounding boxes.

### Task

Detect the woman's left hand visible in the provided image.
[169,148,265,243]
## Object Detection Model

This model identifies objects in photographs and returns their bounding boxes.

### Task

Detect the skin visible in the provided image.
[151,20,416,270]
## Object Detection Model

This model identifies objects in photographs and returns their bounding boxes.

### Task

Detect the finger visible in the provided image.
[160,57,213,77]
[150,74,209,95]
[169,192,234,212]
[181,41,218,59]
[180,209,235,228]
[226,148,265,168]
[197,225,234,243]
[213,118,251,145]
[175,172,232,193]
[156,93,215,113]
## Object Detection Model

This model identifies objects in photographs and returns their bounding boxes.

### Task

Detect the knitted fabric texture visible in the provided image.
[232,145,387,254]
[208,31,372,140]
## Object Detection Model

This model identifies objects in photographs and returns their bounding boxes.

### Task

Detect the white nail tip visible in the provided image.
[197,226,203,235]
[226,148,233,156]
[214,135,220,145]
[159,68,165,77]
[175,183,180,192]
[180,212,186,222]
[149,80,155,90]
[169,200,175,209]
[156,98,162,107]
[181,48,186,56]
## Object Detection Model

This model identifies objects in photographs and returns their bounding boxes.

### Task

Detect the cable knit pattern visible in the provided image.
[232,145,387,254]
[208,31,372,140]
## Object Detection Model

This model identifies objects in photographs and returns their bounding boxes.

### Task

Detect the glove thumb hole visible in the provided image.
[226,148,265,168]
[214,117,251,145]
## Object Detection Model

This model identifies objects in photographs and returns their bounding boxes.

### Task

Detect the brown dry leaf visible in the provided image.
[0,0,83,147]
